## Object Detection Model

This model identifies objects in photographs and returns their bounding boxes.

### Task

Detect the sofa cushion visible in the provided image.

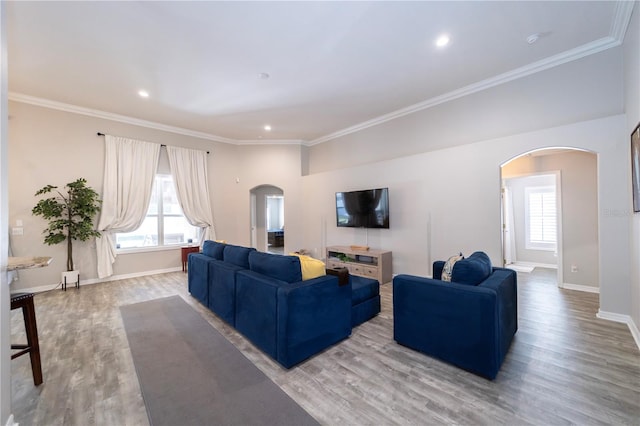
[441,253,464,282]
[223,244,254,268]
[451,251,492,286]
[202,240,225,260]
[248,251,303,283]
[289,253,326,280]
[351,275,379,305]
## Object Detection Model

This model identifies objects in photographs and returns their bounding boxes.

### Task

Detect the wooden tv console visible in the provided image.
[325,245,392,284]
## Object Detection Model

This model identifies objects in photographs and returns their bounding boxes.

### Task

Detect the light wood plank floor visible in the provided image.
[11,268,640,425]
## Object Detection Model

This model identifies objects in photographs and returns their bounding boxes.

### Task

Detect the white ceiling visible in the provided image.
[6,1,634,145]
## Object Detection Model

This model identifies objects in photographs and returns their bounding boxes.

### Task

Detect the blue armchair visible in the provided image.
[393,252,517,379]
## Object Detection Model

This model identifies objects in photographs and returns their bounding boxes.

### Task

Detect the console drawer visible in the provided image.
[362,266,378,278]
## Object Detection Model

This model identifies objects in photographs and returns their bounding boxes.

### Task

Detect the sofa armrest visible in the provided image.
[480,268,518,357]
[433,261,445,280]
[326,267,349,285]
[276,275,352,367]
[393,274,502,379]
[187,253,218,306]
[235,271,351,368]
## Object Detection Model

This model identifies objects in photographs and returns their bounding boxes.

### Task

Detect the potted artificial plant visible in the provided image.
[32,178,101,288]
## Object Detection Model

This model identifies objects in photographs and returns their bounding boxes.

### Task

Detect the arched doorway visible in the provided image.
[249,185,285,253]
[500,148,599,292]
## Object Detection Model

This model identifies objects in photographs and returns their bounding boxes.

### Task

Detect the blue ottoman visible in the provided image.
[351,275,381,327]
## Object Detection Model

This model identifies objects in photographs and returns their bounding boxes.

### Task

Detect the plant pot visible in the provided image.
[61,270,80,291]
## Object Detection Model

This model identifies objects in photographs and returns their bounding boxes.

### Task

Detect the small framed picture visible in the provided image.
[632,122,640,212]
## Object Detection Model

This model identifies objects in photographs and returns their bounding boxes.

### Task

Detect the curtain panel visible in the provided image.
[96,136,160,278]
[166,146,216,242]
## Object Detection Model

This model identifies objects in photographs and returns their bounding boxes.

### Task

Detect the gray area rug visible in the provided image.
[120,295,319,426]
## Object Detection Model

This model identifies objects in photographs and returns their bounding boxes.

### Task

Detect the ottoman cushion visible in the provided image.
[351,276,379,306]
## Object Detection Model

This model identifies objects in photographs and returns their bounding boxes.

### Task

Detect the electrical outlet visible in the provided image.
[11,227,23,236]
[571,265,578,272]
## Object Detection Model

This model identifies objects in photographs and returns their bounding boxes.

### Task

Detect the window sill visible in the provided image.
[525,244,557,252]
[116,245,190,255]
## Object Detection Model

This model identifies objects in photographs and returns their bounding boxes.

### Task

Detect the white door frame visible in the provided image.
[250,193,257,249]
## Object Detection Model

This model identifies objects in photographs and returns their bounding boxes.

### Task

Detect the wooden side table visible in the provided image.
[181,246,200,272]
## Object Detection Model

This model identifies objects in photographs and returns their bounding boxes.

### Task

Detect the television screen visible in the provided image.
[336,188,389,229]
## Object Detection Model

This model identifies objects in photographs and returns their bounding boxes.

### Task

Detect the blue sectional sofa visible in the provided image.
[235,251,352,368]
[351,275,380,327]
[393,252,517,379]
[188,242,256,325]
[188,241,380,368]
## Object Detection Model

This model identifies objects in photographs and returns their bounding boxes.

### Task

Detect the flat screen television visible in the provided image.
[336,188,390,229]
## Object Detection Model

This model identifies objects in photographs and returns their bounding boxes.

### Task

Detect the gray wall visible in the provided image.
[626,3,640,339]
[301,115,625,305]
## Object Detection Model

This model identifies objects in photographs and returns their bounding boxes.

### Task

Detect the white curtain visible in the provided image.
[96,135,160,278]
[166,145,216,242]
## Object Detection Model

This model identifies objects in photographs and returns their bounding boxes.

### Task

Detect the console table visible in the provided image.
[326,246,392,284]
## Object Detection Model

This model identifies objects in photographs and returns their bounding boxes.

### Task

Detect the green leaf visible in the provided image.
[33,178,102,268]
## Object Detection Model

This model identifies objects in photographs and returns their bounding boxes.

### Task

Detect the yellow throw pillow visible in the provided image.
[215,240,226,244]
[289,253,326,281]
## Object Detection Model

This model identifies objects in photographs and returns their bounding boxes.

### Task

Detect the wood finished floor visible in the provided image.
[10,268,640,425]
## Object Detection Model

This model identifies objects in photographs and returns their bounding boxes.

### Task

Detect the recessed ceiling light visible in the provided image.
[264,125,272,131]
[138,90,149,98]
[435,34,450,48]
[258,73,270,80]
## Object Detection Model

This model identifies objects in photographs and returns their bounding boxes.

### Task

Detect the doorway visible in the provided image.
[249,185,284,253]
[500,148,599,291]
[502,172,561,272]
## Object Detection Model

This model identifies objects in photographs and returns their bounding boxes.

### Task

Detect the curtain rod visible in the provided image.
[96,132,210,154]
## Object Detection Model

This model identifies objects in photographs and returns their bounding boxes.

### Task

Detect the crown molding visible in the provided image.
[610,0,636,42]
[235,139,304,146]
[8,92,239,144]
[306,35,620,146]
[9,92,305,146]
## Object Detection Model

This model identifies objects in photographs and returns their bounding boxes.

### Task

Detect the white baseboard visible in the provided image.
[17,267,183,294]
[559,282,599,293]
[5,414,17,426]
[629,320,640,351]
[597,310,640,350]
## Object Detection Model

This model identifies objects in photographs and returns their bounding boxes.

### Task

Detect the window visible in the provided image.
[525,186,557,251]
[116,175,199,250]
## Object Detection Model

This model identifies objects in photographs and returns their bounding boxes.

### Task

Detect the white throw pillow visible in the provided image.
[441,253,464,282]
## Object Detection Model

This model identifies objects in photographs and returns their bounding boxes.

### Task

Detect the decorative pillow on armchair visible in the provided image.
[451,251,492,286]
[441,253,464,282]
